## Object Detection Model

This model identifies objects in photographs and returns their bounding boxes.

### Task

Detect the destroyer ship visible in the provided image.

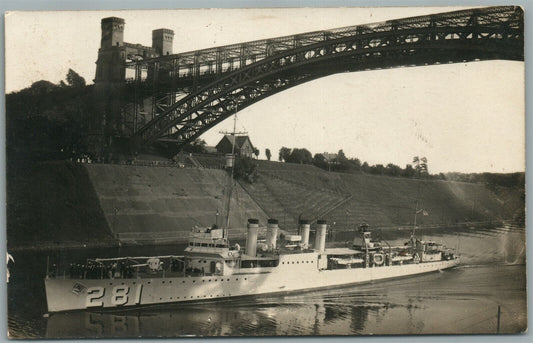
[45,219,459,313]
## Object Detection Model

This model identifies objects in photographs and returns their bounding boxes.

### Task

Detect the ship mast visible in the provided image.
[222,100,247,230]
[412,200,427,237]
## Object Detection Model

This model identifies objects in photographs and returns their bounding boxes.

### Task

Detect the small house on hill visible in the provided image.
[216,135,255,158]
[323,152,338,163]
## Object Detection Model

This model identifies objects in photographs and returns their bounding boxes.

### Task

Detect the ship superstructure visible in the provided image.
[45,219,459,313]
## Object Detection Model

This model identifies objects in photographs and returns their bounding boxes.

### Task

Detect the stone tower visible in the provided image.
[152,28,174,56]
[95,17,126,83]
[92,17,127,158]
[91,17,175,159]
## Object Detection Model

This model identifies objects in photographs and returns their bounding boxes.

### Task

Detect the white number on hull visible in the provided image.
[111,286,129,306]
[85,284,143,308]
[134,284,143,305]
[85,287,105,307]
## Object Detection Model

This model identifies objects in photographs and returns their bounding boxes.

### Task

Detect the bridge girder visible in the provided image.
[120,6,523,150]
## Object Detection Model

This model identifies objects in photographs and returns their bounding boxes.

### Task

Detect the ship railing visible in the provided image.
[93,255,185,263]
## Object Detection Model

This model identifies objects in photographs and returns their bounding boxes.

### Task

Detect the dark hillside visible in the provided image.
[7,161,115,249]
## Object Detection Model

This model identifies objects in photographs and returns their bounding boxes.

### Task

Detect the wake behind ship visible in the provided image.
[45,219,459,313]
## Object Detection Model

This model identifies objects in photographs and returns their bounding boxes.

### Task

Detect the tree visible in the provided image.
[66,69,86,88]
[279,147,291,162]
[402,164,416,178]
[370,164,385,175]
[337,149,348,163]
[253,148,259,159]
[385,163,402,177]
[265,148,271,161]
[233,157,257,182]
[286,148,313,164]
[312,153,327,169]
[182,138,207,153]
[349,157,362,171]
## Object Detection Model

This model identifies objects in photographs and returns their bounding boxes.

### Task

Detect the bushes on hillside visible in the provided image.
[6,71,93,162]
[233,157,258,183]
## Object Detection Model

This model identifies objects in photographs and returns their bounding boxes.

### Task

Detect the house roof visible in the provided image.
[216,135,254,150]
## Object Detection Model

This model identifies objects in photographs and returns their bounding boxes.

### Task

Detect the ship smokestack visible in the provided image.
[299,219,310,249]
[246,218,260,257]
[266,219,279,250]
[314,220,327,252]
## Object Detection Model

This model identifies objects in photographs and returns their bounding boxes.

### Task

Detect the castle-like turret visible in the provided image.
[152,29,174,56]
[95,17,126,83]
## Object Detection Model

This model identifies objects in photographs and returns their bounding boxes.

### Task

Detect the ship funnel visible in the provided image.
[266,219,279,250]
[246,218,260,257]
[299,219,310,249]
[314,220,327,252]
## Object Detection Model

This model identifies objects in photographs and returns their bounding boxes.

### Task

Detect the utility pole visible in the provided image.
[497,305,501,333]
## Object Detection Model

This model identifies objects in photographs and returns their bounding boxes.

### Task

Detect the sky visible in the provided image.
[4,7,525,174]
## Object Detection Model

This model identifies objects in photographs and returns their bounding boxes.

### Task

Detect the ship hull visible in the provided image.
[45,255,459,313]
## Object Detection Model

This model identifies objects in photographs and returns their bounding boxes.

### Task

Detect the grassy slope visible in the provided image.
[85,164,268,243]
[248,160,521,230]
[6,159,522,248]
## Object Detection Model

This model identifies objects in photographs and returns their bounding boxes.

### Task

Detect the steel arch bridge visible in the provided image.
[118,6,523,151]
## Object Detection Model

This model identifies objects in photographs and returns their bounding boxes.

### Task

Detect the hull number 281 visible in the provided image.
[85,284,143,308]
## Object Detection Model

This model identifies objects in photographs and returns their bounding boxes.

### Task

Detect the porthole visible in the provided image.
[182,281,185,283]
[221,279,223,282]
[162,281,165,284]
[121,282,125,285]
[193,280,196,283]
[169,281,172,284]
[235,278,238,281]
[109,283,113,286]
[227,278,230,281]
[170,297,173,300]
[209,279,212,282]
[147,281,151,284]
[203,280,205,282]
[133,282,136,285]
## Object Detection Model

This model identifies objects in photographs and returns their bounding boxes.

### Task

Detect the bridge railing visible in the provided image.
[124,6,522,79]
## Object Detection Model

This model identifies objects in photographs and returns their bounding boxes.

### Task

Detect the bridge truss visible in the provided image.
[118,6,523,150]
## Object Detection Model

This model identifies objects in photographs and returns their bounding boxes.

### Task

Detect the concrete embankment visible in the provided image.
[85,164,268,244]
[7,160,523,250]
